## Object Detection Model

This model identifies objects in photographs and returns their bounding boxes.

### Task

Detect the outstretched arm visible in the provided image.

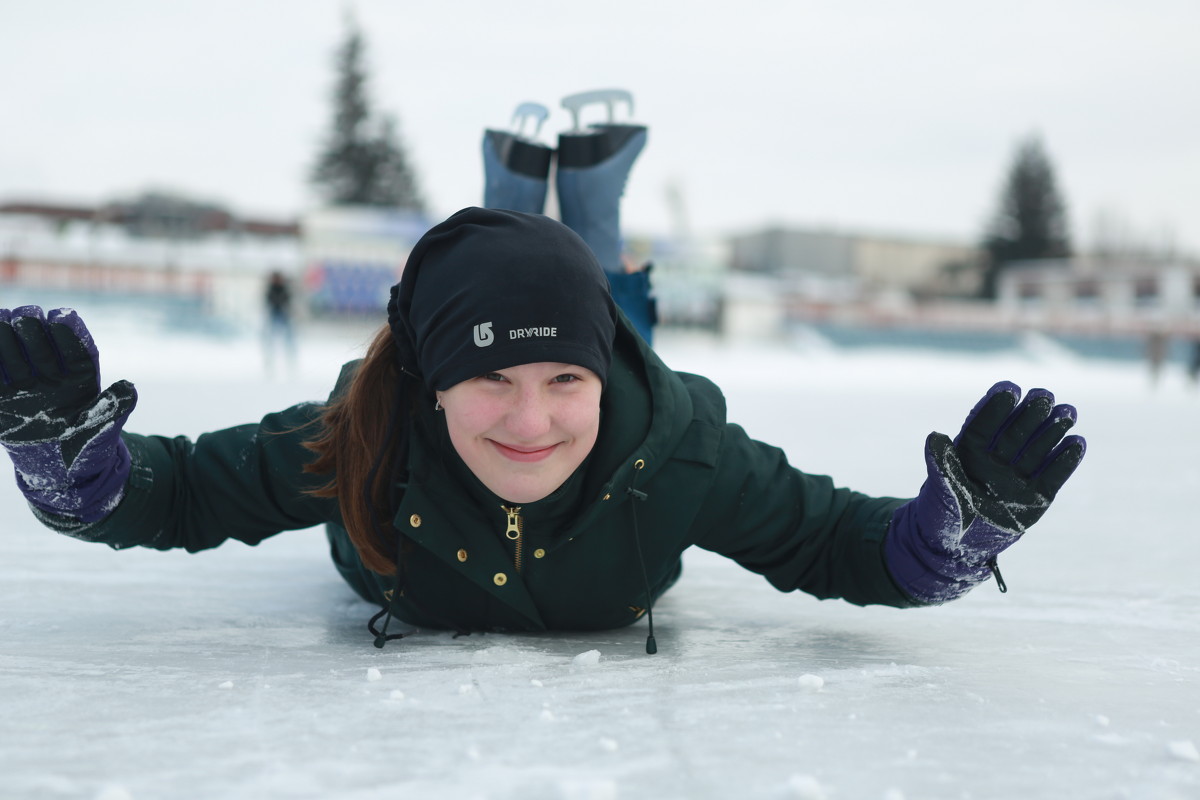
[2,305,336,552]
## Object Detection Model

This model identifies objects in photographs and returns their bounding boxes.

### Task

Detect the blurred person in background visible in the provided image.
[1188,334,1200,386]
[1144,328,1169,386]
[263,269,297,374]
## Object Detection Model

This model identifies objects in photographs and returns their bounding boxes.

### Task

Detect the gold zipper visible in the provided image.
[501,505,524,573]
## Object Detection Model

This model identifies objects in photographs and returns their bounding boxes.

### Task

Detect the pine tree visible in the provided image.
[310,20,425,212]
[366,114,425,210]
[980,135,1071,298]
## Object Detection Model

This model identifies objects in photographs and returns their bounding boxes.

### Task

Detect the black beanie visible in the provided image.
[388,207,617,391]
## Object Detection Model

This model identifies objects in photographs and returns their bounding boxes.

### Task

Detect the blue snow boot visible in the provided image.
[607,263,658,344]
[483,102,553,214]
[556,89,654,342]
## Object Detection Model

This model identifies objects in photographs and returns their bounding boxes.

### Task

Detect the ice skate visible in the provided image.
[482,101,553,213]
[556,89,654,342]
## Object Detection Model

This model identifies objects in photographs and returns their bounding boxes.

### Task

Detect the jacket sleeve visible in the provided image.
[33,400,339,552]
[692,420,919,608]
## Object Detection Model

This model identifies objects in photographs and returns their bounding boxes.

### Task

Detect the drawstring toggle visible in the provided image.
[625,463,658,656]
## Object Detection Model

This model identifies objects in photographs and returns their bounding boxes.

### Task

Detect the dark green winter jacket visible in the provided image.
[46,318,917,634]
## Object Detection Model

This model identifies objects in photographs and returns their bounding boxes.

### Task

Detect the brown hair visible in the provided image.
[304,325,409,575]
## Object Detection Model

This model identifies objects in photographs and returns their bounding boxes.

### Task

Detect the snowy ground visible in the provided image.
[1,310,1198,800]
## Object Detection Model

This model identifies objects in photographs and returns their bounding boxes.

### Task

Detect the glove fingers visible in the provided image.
[0,311,31,384]
[47,309,100,378]
[108,379,138,420]
[992,388,1055,463]
[80,380,139,428]
[1014,403,1076,475]
[925,431,978,524]
[956,382,1020,454]
[1031,434,1086,499]
[60,380,138,467]
[11,307,64,380]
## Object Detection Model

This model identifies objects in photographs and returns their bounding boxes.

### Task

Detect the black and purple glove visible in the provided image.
[0,306,137,523]
[885,381,1086,603]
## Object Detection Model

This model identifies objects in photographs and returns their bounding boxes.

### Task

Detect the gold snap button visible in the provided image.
[633,459,645,470]
[409,514,422,528]
[533,548,546,559]
[493,572,508,586]
[456,549,468,562]
[602,493,611,501]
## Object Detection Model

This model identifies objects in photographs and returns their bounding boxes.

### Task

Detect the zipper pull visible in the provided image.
[988,558,1008,593]
[502,506,523,540]
[501,505,525,573]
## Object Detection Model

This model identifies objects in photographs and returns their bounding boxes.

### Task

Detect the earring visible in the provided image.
[434,398,443,412]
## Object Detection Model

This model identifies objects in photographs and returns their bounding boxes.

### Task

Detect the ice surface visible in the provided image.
[2,316,1198,800]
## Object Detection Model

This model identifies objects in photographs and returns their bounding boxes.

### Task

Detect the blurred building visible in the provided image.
[723,224,983,338]
[301,206,430,317]
[729,225,982,298]
[997,256,1200,335]
[0,195,300,326]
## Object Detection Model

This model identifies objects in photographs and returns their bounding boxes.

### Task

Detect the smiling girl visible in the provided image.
[0,207,1086,652]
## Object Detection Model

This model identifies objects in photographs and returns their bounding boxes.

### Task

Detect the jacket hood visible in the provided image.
[567,309,698,527]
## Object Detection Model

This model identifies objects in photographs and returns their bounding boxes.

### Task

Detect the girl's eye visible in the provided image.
[552,374,580,384]
[481,372,506,382]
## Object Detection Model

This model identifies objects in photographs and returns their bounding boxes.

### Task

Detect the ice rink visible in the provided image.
[2,314,1197,800]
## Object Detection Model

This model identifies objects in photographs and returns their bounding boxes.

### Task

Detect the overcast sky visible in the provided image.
[3,0,1197,253]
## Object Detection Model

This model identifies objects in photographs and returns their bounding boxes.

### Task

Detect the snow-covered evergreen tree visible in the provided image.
[980,135,1071,298]
[310,20,425,212]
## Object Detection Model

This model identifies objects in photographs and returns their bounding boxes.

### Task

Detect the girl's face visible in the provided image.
[438,362,603,503]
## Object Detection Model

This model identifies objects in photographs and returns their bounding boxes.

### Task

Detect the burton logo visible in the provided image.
[509,327,558,340]
[473,322,494,347]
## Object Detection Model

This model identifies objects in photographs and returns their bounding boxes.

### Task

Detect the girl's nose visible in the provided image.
[505,389,552,440]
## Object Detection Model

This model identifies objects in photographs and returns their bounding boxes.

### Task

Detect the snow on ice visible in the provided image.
[1,313,1198,799]
[1168,740,1200,763]
[572,650,602,668]
[797,674,825,692]
[785,774,827,800]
